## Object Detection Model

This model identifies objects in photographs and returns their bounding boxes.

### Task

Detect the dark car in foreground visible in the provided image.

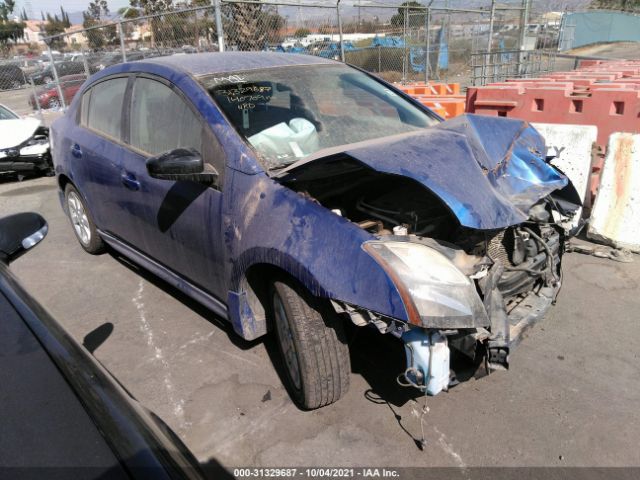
[51,52,580,409]
[0,212,208,478]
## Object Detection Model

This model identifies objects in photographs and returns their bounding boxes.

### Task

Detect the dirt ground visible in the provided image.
[2,174,639,472]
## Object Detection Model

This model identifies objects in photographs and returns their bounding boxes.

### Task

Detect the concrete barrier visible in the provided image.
[532,123,598,230]
[588,133,640,252]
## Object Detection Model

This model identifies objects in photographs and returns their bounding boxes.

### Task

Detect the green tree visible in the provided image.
[60,7,71,28]
[223,1,285,50]
[390,1,426,28]
[0,0,24,51]
[590,0,640,10]
[294,27,310,38]
[129,0,173,47]
[83,1,114,49]
[43,13,67,48]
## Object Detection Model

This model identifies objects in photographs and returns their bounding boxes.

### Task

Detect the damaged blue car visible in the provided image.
[51,53,579,409]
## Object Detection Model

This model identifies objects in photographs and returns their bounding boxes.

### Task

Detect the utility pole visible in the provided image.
[517,0,531,52]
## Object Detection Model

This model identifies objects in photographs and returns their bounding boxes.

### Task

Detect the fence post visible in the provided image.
[118,21,127,62]
[214,0,225,52]
[517,0,530,75]
[402,6,408,83]
[487,0,496,54]
[46,44,66,110]
[557,11,567,51]
[337,1,345,62]
[81,49,90,77]
[29,78,43,121]
[425,7,431,84]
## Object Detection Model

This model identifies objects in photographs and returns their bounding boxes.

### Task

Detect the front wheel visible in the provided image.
[271,277,350,409]
[65,184,105,254]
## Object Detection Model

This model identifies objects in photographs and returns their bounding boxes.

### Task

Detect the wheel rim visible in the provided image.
[11,81,20,89]
[48,97,60,108]
[67,191,91,246]
[44,76,52,83]
[273,293,302,390]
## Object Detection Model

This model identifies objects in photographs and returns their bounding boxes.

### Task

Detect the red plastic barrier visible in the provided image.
[467,85,639,148]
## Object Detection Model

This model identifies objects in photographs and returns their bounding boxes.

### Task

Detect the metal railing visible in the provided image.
[471,49,557,85]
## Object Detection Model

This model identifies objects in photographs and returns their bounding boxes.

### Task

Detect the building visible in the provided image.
[64,25,89,48]
[23,20,46,45]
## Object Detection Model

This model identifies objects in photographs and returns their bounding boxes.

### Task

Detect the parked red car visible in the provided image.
[29,74,87,110]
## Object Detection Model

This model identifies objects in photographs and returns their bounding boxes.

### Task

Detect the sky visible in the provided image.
[15,0,131,19]
[13,0,592,22]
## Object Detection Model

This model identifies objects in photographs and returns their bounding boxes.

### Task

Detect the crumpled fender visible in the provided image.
[224,170,409,338]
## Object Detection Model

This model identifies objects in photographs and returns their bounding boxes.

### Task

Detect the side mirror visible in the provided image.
[146,148,218,185]
[0,213,48,264]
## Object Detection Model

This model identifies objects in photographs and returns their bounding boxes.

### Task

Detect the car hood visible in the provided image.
[0,118,42,150]
[277,114,568,230]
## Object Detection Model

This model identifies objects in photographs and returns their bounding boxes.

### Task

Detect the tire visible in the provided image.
[64,184,105,254]
[47,97,60,109]
[271,277,350,409]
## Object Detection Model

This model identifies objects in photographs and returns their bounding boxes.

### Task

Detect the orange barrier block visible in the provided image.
[417,97,466,119]
[396,82,461,96]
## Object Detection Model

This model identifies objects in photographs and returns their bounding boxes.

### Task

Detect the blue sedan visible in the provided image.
[51,52,578,408]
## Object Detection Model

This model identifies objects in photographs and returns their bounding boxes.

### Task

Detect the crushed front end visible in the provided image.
[277,114,580,395]
[0,123,51,178]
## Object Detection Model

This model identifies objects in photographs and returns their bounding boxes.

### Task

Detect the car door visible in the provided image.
[119,75,227,298]
[71,75,146,244]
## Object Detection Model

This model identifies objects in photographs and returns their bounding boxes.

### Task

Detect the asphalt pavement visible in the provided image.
[1,175,639,470]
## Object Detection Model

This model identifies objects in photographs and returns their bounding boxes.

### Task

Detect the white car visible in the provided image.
[0,105,51,178]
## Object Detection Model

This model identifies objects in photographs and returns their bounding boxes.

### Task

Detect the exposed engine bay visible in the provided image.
[280,155,577,391]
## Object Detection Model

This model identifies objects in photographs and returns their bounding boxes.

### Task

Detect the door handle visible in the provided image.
[120,172,141,191]
[70,143,82,158]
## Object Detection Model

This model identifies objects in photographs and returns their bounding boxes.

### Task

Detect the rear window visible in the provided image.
[85,77,127,140]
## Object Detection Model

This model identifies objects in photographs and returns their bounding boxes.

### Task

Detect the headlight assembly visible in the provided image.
[363,240,489,328]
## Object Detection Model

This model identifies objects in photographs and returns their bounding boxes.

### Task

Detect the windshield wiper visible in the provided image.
[267,160,300,172]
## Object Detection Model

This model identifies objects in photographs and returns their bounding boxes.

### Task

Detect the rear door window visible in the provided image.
[129,77,202,155]
[86,77,127,140]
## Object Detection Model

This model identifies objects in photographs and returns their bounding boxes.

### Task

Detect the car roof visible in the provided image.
[140,51,337,77]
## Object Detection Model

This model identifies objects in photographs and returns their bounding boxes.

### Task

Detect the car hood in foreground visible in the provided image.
[277,114,568,230]
[0,117,42,150]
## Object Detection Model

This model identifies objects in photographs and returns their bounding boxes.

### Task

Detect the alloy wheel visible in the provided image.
[67,191,91,246]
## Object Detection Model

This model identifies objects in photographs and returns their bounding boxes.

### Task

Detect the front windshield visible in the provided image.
[199,64,439,170]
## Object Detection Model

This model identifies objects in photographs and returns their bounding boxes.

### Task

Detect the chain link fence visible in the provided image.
[0,0,564,118]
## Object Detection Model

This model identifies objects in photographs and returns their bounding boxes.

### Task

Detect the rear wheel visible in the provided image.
[271,277,350,409]
[65,184,105,254]
[47,97,60,109]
